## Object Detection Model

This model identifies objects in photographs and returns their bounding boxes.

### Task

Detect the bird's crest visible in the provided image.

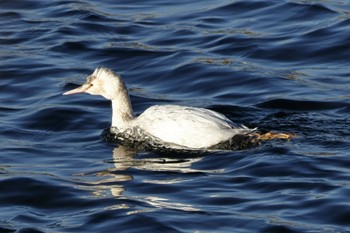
[92,67,121,80]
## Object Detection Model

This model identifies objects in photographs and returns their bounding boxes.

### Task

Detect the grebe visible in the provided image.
[64,67,291,150]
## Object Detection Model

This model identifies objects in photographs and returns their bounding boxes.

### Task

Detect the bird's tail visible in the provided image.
[250,132,296,141]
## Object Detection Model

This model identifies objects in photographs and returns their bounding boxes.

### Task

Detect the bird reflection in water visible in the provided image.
[82,145,214,212]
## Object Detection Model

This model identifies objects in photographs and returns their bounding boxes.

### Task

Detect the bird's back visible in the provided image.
[133,105,251,149]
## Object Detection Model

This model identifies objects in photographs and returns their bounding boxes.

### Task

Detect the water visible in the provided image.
[1,0,350,232]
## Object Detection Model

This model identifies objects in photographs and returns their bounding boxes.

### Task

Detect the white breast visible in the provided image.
[133,105,251,149]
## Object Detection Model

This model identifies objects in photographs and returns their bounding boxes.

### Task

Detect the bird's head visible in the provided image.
[63,67,124,100]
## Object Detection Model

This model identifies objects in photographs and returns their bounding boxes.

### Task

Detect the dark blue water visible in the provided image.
[1,0,350,232]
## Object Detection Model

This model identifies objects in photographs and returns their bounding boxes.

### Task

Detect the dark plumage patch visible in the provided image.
[210,134,260,150]
[101,128,261,154]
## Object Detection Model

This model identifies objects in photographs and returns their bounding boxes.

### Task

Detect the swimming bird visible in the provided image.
[64,67,292,150]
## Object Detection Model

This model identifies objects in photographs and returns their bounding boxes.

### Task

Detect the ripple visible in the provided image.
[1,0,350,232]
[257,99,348,111]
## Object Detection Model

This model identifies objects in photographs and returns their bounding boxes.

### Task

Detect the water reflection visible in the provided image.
[111,145,207,173]
[85,145,220,212]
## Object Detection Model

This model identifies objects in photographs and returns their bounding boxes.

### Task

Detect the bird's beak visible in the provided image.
[63,83,92,95]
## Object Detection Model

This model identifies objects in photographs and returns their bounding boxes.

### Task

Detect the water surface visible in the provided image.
[1,0,350,232]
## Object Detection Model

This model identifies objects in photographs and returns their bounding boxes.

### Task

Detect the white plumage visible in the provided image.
[64,67,253,149]
[135,105,250,148]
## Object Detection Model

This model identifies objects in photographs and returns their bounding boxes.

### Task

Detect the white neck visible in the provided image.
[111,92,134,130]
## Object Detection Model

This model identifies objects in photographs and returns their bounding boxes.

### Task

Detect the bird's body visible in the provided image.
[131,105,251,149]
[64,67,291,151]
